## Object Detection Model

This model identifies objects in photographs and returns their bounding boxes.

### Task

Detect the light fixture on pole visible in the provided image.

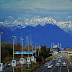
[38,43,40,57]
[26,36,30,69]
[32,42,34,56]
[21,38,24,72]
[0,32,3,63]
[35,43,37,57]
[12,36,16,72]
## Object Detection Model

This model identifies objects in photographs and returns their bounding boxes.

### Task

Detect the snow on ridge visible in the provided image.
[0,17,72,32]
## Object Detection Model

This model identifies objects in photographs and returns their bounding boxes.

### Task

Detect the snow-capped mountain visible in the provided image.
[0,23,72,48]
[0,17,72,32]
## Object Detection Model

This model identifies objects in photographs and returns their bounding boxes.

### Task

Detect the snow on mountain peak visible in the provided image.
[0,17,72,32]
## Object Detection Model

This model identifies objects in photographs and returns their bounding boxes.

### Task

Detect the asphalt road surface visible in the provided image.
[34,52,72,72]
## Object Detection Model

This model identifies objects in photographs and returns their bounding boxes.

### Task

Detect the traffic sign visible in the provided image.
[68,51,72,56]
[0,63,3,71]
[27,57,30,64]
[31,56,34,62]
[20,58,24,64]
[12,60,16,66]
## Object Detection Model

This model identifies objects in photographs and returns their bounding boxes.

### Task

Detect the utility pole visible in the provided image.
[0,32,3,63]
[12,36,16,72]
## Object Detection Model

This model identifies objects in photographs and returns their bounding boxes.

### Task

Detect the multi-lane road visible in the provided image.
[2,52,72,72]
[34,52,72,72]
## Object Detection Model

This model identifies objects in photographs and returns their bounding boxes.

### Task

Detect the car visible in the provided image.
[62,62,66,67]
[58,59,61,62]
[44,63,48,66]
[48,65,52,68]
[51,64,53,67]
[56,63,60,67]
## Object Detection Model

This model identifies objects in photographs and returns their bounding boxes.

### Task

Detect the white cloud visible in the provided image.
[68,16,72,18]
[0,17,72,32]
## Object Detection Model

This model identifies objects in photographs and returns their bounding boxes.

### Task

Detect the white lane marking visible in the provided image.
[42,66,47,72]
[51,64,56,72]
[68,69,69,72]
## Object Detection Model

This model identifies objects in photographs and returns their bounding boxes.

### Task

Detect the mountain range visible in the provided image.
[0,23,72,49]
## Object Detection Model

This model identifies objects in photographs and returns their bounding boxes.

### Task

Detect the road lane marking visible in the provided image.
[68,69,69,72]
[51,64,56,72]
[42,67,47,72]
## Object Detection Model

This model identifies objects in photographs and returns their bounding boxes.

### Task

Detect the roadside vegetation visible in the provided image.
[1,42,59,72]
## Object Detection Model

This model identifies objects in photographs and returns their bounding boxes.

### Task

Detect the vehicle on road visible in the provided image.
[56,63,60,67]
[62,62,66,67]
[48,65,52,68]
[44,63,48,66]
[58,59,61,63]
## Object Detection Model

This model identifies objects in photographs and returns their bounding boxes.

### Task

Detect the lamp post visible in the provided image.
[32,42,34,56]
[38,43,40,57]
[35,43,37,57]
[51,42,52,49]
[0,32,3,63]
[21,38,24,72]
[26,36,30,68]
[12,36,16,72]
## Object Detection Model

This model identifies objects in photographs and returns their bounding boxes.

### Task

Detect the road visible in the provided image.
[34,52,72,72]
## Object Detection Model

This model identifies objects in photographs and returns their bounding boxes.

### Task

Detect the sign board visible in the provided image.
[14,51,35,54]
[0,63,3,71]
[31,56,34,62]
[68,51,72,56]
[12,60,16,66]
[27,57,30,64]
[20,58,24,64]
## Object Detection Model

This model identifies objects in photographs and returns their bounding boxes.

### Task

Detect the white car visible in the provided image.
[58,59,61,63]
[44,63,48,66]
[56,63,60,67]
[48,65,53,68]
[62,62,66,67]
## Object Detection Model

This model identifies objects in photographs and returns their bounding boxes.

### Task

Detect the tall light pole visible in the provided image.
[20,37,23,45]
[38,43,40,57]
[32,42,34,56]
[60,43,61,51]
[35,43,37,57]
[51,42,52,49]
[12,36,16,72]
[26,36,30,68]
[21,38,24,72]
[0,32,3,63]
[58,43,59,48]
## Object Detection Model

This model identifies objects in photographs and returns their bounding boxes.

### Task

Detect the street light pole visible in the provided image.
[21,38,24,72]
[0,32,3,63]
[51,42,52,49]
[32,42,33,56]
[35,43,37,57]
[38,43,40,57]
[27,36,30,68]
[12,36,16,72]
[60,43,61,51]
